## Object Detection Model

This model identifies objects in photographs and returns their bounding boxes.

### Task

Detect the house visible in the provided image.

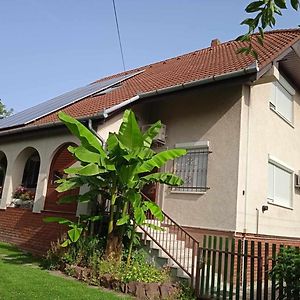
[1,29,300,255]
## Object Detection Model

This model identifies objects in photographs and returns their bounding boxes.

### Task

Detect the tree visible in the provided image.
[0,99,13,119]
[240,0,300,57]
[45,109,186,262]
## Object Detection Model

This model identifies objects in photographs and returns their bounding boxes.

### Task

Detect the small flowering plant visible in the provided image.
[13,186,35,201]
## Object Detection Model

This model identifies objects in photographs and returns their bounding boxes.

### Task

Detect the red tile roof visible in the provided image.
[22,29,300,126]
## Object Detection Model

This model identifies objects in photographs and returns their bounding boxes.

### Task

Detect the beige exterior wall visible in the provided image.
[0,130,78,212]
[132,84,243,232]
[97,114,123,141]
[3,74,299,239]
[0,116,125,215]
[237,75,300,238]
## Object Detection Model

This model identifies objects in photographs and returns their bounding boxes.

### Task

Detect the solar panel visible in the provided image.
[0,71,142,130]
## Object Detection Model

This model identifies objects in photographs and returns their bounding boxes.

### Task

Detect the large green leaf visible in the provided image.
[118,110,143,150]
[136,149,186,173]
[141,172,184,186]
[61,240,71,247]
[127,190,142,206]
[118,164,138,185]
[144,201,163,221]
[87,215,102,222]
[67,226,83,243]
[56,178,82,192]
[143,121,162,148]
[116,215,130,226]
[69,146,103,165]
[106,132,121,153]
[65,163,104,176]
[134,206,146,225]
[142,223,165,231]
[58,189,99,204]
[123,147,155,161]
[43,217,72,225]
[58,111,106,155]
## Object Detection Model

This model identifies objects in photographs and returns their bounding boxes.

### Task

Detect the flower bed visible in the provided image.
[43,236,193,300]
[65,264,178,299]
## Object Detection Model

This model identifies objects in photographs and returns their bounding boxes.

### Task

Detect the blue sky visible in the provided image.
[1,0,300,112]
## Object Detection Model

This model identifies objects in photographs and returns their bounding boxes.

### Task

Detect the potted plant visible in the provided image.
[11,186,35,209]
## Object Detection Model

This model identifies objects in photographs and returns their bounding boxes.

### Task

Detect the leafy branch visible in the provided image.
[239,0,300,58]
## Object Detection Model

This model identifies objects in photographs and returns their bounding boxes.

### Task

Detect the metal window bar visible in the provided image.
[172,148,211,192]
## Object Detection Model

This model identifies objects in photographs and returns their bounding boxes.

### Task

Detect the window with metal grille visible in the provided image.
[172,146,210,193]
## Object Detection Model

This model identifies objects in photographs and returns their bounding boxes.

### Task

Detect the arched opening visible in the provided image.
[44,143,78,213]
[22,151,40,189]
[0,152,7,198]
[11,147,40,208]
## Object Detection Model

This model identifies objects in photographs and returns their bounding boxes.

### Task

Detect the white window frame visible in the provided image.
[269,77,295,126]
[171,141,210,194]
[267,155,293,209]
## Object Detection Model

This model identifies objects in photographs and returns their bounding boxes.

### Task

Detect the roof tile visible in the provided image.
[27,29,300,126]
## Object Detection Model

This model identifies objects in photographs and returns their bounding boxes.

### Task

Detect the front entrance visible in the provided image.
[44,144,78,213]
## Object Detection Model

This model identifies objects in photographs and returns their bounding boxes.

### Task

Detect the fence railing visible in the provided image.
[139,207,297,299]
[139,210,200,291]
[195,235,292,300]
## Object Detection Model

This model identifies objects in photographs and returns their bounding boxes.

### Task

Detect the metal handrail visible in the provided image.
[162,210,198,242]
[139,208,200,291]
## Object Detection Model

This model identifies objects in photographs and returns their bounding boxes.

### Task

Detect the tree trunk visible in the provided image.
[105,230,123,260]
[127,222,136,266]
[104,189,123,260]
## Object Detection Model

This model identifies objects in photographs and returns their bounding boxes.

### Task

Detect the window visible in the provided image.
[270,81,294,123]
[172,142,210,193]
[268,158,293,208]
[22,153,40,188]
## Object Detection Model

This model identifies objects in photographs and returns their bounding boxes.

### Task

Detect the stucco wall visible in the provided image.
[0,130,78,212]
[132,84,243,231]
[237,80,300,238]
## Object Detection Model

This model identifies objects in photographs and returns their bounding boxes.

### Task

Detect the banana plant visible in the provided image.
[45,109,186,261]
[44,215,102,247]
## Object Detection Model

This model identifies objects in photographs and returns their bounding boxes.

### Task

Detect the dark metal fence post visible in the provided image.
[195,246,202,298]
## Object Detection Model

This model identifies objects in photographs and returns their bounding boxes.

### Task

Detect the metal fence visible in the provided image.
[195,235,297,300]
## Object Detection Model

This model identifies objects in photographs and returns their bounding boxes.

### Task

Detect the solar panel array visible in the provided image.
[0,71,141,130]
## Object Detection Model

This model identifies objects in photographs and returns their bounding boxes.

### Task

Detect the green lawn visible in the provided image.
[0,242,131,300]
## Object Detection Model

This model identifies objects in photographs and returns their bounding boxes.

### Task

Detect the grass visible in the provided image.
[0,242,131,300]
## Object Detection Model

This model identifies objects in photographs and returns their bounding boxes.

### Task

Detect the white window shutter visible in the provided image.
[276,83,293,122]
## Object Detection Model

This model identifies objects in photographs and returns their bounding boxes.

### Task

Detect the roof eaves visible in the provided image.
[0,61,259,138]
[102,61,259,118]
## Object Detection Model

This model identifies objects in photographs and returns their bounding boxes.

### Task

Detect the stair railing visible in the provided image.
[138,202,201,293]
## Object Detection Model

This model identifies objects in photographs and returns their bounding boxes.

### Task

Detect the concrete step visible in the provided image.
[138,223,198,286]
[149,239,187,249]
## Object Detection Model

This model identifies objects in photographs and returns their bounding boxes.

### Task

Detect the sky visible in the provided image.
[1,0,300,113]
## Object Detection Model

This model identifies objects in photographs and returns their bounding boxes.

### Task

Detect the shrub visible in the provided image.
[44,235,105,270]
[270,246,300,299]
[120,250,170,283]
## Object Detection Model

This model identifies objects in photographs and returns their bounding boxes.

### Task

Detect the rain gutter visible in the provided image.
[101,61,259,117]
[0,62,258,138]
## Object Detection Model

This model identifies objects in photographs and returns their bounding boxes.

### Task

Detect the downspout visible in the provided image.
[243,85,253,233]
[88,119,106,147]
[256,208,259,235]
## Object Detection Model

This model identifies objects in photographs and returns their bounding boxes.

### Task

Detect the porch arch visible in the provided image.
[12,147,40,199]
[44,143,78,213]
[0,151,8,198]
